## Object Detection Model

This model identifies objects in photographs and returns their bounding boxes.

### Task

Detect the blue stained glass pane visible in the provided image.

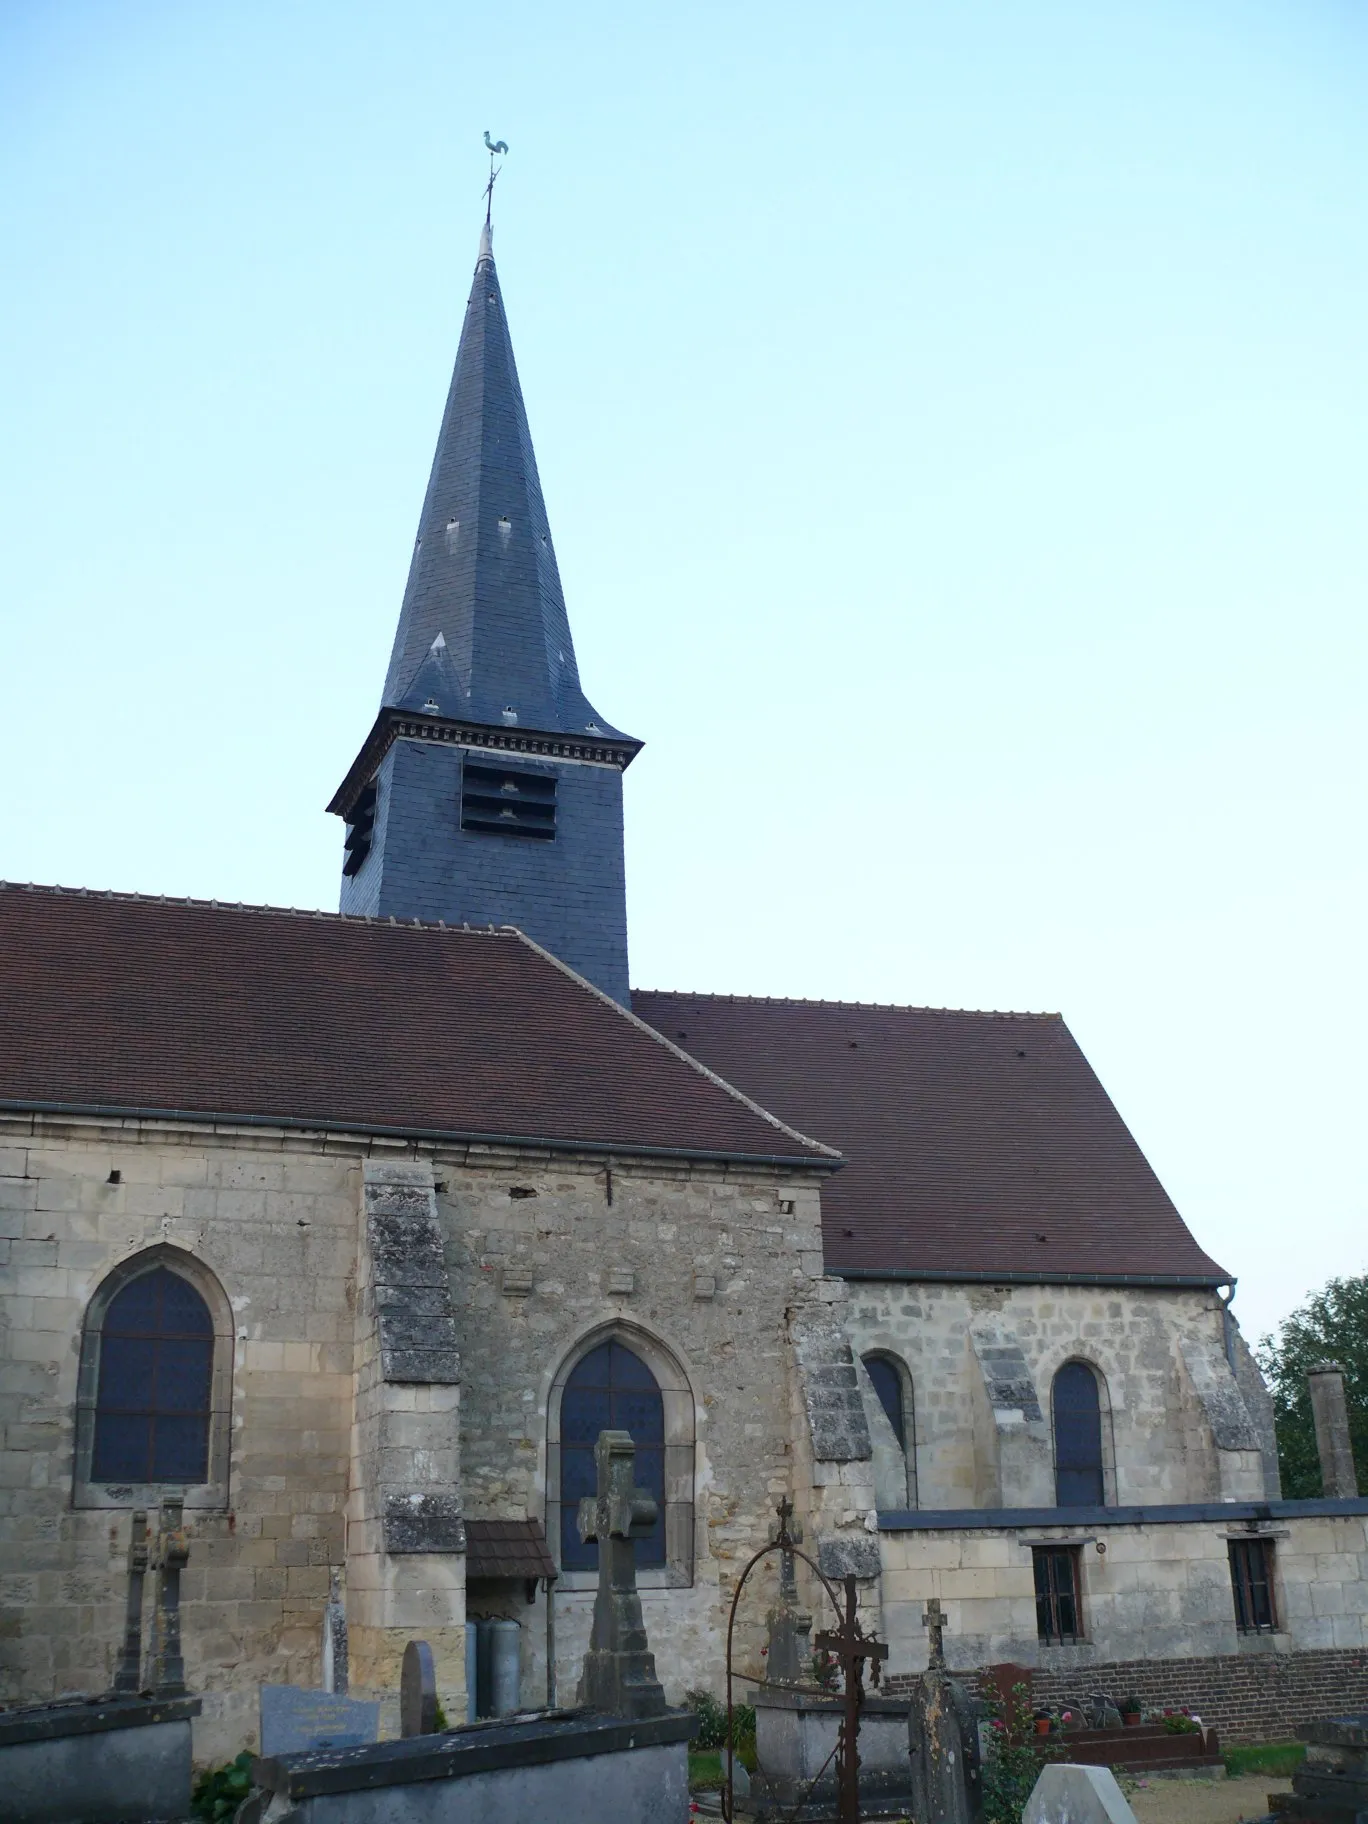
[572,1344,612,1386]
[99,1337,157,1410]
[614,1390,664,1442]
[562,1500,593,1569]
[153,1416,209,1482]
[865,1358,904,1449]
[156,1340,213,1412]
[106,1273,161,1332]
[608,1343,656,1389]
[159,1274,213,1336]
[563,1389,612,1444]
[562,1446,598,1500]
[93,1413,151,1481]
[1053,1363,1103,1507]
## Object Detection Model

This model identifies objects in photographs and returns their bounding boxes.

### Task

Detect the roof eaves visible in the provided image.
[0,1097,837,1171]
[506,929,843,1164]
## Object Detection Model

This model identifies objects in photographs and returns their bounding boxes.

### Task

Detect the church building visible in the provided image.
[2,217,1365,1763]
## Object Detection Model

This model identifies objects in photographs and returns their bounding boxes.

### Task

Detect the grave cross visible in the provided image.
[575,1430,667,1719]
[113,1508,149,1696]
[814,1574,890,1824]
[923,1596,948,1669]
[146,1497,190,1697]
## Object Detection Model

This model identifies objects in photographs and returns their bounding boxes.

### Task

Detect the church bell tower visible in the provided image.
[329,222,639,1003]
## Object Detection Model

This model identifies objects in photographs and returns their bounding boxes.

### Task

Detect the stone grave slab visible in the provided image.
[259,1685,381,1757]
[1023,1764,1139,1824]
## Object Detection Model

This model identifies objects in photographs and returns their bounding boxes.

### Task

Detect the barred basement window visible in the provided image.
[1033,1545,1084,1643]
[461,759,556,839]
[343,782,377,876]
[1229,1537,1277,1633]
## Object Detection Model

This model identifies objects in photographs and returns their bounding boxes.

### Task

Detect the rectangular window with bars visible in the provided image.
[1229,1537,1277,1633]
[1033,1545,1083,1643]
[461,759,557,839]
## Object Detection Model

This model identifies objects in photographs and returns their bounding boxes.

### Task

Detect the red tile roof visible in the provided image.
[465,1519,558,1583]
[0,886,835,1167]
[632,992,1227,1285]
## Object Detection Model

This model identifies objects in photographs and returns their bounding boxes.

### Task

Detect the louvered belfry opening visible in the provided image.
[461,758,557,839]
[91,1266,214,1483]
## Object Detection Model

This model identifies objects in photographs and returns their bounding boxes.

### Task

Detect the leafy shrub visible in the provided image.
[192,1752,255,1822]
[683,1689,756,1768]
[982,1683,1059,1824]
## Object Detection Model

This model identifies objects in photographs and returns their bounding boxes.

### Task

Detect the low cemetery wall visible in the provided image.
[1030,1646,1368,1744]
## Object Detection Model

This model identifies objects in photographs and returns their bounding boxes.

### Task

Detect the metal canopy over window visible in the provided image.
[1229,1537,1277,1632]
[91,1267,213,1484]
[1053,1361,1105,1507]
[461,759,556,839]
[1033,1545,1083,1643]
[560,1340,665,1571]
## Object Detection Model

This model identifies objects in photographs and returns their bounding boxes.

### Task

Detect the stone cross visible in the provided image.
[113,1508,149,1696]
[575,1429,667,1719]
[923,1596,948,1669]
[765,1495,811,1686]
[322,1568,349,1696]
[400,1638,439,1737]
[146,1497,190,1698]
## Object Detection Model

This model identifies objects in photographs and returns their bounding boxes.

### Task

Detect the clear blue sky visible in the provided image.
[3,0,1365,1343]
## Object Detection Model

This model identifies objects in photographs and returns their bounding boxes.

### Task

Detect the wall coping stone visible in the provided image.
[0,1695,201,1748]
[879,1499,1368,1531]
[252,1707,696,1800]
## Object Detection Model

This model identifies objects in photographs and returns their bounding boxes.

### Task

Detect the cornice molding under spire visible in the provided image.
[327,706,641,819]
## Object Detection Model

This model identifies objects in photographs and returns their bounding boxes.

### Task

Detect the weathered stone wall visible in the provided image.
[842,1281,1273,1509]
[433,1154,830,1702]
[878,1511,1368,1673]
[0,1114,361,1764]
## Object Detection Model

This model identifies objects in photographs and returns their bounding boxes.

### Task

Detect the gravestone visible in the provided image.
[1270,1713,1368,1824]
[258,1685,381,1757]
[908,1598,986,1824]
[1022,1764,1140,1824]
[112,1509,150,1697]
[576,1429,668,1719]
[145,1497,190,1698]
[321,1569,348,1696]
[765,1497,812,1686]
[401,1639,439,1738]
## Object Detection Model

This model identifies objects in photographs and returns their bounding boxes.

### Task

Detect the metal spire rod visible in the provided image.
[483,130,508,226]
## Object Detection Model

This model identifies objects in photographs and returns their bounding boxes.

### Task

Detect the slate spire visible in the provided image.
[383,225,628,741]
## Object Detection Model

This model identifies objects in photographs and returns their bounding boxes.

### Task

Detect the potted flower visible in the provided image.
[1120,1696,1142,1727]
[1034,1710,1053,1737]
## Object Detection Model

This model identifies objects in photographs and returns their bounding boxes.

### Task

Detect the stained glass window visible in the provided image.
[560,1340,665,1571]
[1053,1361,1104,1507]
[864,1356,905,1451]
[91,1267,213,1484]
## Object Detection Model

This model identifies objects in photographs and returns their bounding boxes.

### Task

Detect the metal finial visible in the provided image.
[483,130,508,226]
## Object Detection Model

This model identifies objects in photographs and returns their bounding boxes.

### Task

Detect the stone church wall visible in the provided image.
[0,1115,362,1764]
[842,1280,1272,1509]
[877,1510,1368,1673]
[433,1153,831,1702]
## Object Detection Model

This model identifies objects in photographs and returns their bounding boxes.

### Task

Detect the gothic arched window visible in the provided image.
[864,1356,905,1451]
[74,1247,232,1510]
[862,1352,918,1507]
[1053,1360,1105,1507]
[559,1340,666,1570]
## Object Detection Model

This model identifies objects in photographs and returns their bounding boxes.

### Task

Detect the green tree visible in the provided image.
[1257,1273,1368,1498]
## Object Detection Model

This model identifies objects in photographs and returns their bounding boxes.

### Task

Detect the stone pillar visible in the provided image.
[347,1159,466,1716]
[1308,1362,1359,1498]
